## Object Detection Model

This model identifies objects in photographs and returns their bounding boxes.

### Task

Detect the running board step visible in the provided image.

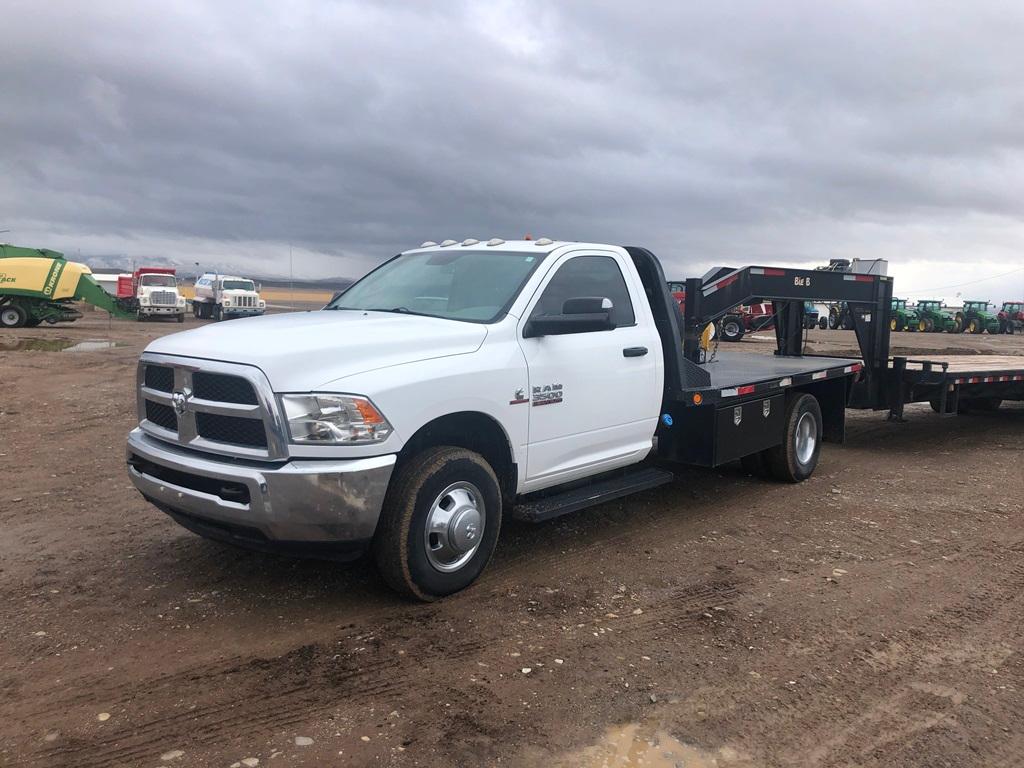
[513,467,674,523]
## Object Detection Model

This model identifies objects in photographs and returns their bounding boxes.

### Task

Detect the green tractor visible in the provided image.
[914,300,959,333]
[889,298,918,332]
[955,300,1000,335]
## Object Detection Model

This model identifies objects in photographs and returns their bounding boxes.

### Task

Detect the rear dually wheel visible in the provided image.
[766,393,822,483]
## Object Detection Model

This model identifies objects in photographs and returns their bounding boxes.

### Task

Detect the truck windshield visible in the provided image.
[327,250,544,322]
[222,280,255,291]
[141,275,176,287]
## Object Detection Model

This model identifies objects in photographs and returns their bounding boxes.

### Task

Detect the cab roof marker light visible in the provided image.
[534,237,554,246]
[420,241,438,247]
[440,239,457,247]
[486,238,505,246]
[461,238,480,246]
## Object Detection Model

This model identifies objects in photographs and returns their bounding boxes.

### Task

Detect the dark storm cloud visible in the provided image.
[2,1,1023,293]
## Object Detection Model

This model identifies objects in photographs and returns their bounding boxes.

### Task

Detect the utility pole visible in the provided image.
[289,243,294,309]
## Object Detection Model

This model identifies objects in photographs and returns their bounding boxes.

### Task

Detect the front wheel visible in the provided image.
[766,393,822,483]
[818,316,827,330]
[373,447,501,601]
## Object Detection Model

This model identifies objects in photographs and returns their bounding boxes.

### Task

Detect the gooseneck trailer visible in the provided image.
[125,240,1024,600]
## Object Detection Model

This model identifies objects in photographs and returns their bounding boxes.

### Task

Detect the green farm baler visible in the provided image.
[0,244,134,328]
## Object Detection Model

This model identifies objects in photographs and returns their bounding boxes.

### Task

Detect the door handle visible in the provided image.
[622,346,648,357]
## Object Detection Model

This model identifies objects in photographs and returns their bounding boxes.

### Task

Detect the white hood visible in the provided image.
[145,310,487,391]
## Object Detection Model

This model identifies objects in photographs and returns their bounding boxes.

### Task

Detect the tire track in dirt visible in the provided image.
[26,574,744,768]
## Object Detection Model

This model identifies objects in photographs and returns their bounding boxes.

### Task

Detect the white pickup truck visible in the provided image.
[127,239,886,599]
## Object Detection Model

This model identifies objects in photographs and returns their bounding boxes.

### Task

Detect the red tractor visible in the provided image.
[667,282,773,342]
[998,301,1023,334]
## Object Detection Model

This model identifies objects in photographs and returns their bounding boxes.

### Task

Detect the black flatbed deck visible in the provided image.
[676,352,862,405]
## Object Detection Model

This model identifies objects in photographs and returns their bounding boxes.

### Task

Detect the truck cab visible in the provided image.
[120,268,186,322]
[192,273,266,321]
[126,240,874,600]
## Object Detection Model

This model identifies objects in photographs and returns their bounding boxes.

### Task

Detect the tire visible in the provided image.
[177,312,185,323]
[890,317,903,332]
[766,393,822,483]
[930,395,970,414]
[841,315,854,331]
[213,305,223,322]
[828,308,839,330]
[137,311,146,322]
[0,304,27,328]
[968,318,981,334]
[954,313,965,333]
[720,316,745,342]
[373,446,501,601]
[972,397,1002,411]
[818,316,827,330]
[920,317,935,333]
[740,450,772,479]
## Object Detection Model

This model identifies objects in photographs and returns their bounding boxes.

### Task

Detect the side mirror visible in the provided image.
[523,296,615,338]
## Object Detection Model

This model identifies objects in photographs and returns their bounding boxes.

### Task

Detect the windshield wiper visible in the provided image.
[365,306,429,316]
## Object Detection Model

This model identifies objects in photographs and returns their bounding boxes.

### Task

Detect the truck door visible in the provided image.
[518,251,662,488]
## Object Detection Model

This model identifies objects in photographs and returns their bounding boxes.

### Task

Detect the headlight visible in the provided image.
[140,295,150,305]
[259,300,266,308]
[223,298,232,306]
[280,394,393,444]
[177,296,186,306]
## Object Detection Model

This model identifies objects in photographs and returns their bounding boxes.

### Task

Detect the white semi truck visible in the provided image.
[125,239,1024,600]
[191,273,266,321]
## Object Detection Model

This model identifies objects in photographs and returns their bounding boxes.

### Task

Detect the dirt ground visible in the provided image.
[1,313,1022,768]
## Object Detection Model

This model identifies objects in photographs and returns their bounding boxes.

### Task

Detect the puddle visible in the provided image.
[0,338,125,353]
[555,721,753,768]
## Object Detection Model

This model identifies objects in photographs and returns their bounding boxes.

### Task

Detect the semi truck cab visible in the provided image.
[120,268,186,322]
[192,273,266,321]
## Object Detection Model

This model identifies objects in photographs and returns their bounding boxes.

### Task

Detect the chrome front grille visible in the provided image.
[137,355,287,460]
[150,290,177,306]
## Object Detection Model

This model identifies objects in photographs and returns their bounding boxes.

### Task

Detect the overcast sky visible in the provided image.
[3,1,1023,300]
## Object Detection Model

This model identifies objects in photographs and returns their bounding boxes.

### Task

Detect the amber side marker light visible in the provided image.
[692,393,703,405]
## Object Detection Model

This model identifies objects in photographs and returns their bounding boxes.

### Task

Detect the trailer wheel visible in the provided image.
[373,446,501,601]
[971,398,1002,411]
[720,316,745,342]
[0,304,28,328]
[766,394,822,483]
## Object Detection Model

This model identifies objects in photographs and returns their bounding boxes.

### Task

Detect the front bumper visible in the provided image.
[126,428,395,555]
[223,307,265,316]
[140,305,185,315]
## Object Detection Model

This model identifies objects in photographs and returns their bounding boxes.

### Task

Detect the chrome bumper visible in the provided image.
[126,428,395,547]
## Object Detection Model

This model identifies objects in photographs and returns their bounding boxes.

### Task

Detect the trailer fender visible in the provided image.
[792,376,848,444]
